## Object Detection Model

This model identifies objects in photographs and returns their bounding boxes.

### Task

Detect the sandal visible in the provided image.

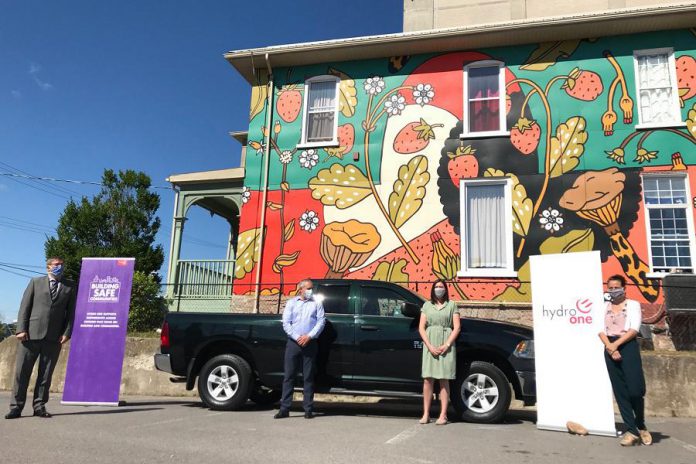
[419,417,430,424]
[435,418,448,425]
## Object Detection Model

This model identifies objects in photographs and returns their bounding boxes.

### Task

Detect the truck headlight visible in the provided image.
[513,340,534,359]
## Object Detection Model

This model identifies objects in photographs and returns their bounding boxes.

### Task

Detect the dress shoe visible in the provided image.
[304,411,314,419]
[4,409,21,419]
[639,429,653,446]
[273,410,289,419]
[619,432,640,446]
[33,409,52,418]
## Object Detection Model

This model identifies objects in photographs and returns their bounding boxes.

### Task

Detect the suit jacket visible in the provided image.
[16,276,77,341]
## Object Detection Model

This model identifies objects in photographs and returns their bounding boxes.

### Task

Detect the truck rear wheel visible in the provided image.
[198,354,252,410]
[452,361,511,423]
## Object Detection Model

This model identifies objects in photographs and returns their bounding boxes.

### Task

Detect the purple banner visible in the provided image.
[62,258,135,406]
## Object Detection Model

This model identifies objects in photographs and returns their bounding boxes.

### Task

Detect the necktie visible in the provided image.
[50,280,58,300]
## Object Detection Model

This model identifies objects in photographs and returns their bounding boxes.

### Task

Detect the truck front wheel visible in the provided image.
[198,354,252,410]
[451,361,511,423]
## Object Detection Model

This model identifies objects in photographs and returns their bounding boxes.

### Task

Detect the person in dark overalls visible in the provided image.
[599,274,652,446]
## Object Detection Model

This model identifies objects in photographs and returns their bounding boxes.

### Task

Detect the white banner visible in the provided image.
[530,251,616,436]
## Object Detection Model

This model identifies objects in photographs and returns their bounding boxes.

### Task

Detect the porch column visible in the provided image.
[165,189,187,298]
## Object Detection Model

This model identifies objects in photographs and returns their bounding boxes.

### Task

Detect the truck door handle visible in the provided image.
[360,325,379,331]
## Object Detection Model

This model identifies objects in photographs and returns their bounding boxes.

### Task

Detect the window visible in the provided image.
[642,174,696,274]
[633,49,682,128]
[300,76,340,147]
[360,286,408,318]
[462,61,507,137]
[459,178,514,277]
[314,284,352,315]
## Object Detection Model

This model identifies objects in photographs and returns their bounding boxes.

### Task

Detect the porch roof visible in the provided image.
[224,3,696,84]
[166,168,245,186]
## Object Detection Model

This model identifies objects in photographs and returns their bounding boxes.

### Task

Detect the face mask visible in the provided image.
[607,288,625,303]
[50,265,63,277]
[304,289,313,299]
[434,287,446,299]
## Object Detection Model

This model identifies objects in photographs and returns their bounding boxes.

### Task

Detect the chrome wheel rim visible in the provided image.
[461,373,499,414]
[207,364,239,401]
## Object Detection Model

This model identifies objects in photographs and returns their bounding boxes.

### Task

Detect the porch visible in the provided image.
[165,167,245,312]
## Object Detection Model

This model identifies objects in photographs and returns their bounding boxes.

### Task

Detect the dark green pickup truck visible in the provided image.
[155,279,536,423]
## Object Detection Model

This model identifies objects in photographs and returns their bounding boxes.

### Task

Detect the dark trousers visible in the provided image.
[10,340,62,412]
[280,339,317,413]
[604,337,646,436]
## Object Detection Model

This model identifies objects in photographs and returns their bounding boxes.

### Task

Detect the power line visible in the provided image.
[0,263,43,275]
[0,264,37,279]
[0,216,55,231]
[0,169,72,200]
[0,161,83,197]
[0,261,45,269]
[0,172,173,191]
[0,221,53,235]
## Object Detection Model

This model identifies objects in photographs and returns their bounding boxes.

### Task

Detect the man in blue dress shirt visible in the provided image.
[274,278,326,419]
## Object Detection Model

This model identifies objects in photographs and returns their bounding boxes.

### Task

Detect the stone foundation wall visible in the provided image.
[1,336,694,417]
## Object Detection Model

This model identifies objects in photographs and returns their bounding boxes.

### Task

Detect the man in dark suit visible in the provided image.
[5,257,76,419]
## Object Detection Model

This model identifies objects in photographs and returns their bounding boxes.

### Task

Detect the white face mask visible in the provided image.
[434,287,446,299]
[304,289,313,299]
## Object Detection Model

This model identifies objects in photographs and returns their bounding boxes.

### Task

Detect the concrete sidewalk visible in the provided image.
[1,392,695,464]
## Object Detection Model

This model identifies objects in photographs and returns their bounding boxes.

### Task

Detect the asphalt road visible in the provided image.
[1,392,695,464]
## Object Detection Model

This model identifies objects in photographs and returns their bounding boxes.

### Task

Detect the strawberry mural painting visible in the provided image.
[276,85,302,123]
[393,118,444,154]
[510,118,541,155]
[447,145,478,186]
[562,68,603,101]
[677,55,696,106]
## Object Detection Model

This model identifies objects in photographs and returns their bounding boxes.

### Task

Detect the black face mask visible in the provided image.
[607,288,625,303]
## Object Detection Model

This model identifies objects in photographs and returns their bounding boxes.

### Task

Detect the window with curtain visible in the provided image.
[303,77,338,144]
[459,179,513,275]
[643,175,695,273]
[463,62,505,135]
[634,49,681,126]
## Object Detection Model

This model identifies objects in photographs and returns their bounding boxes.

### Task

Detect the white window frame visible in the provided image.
[632,48,685,130]
[640,172,696,278]
[458,177,516,277]
[298,75,340,149]
[461,60,509,139]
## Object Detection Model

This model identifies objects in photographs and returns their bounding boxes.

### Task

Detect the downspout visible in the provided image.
[253,53,274,314]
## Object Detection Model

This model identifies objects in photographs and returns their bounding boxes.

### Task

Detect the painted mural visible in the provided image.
[235,29,696,308]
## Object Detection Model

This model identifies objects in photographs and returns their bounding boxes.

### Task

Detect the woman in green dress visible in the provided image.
[418,279,461,425]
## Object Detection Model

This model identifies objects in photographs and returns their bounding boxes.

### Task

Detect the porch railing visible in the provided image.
[174,259,235,297]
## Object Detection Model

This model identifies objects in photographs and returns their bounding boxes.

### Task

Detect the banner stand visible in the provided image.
[62,257,135,407]
[530,251,617,437]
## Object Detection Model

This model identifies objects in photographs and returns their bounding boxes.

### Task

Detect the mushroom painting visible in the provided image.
[320,220,381,278]
[559,168,660,302]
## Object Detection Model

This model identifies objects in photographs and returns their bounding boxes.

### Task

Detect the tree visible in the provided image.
[45,169,164,281]
[128,271,168,332]
[45,169,166,333]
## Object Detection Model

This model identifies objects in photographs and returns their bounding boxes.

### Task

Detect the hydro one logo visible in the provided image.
[88,275,121,303]
[541,298,594,325]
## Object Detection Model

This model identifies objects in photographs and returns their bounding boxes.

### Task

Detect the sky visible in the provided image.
[0,0,403,322]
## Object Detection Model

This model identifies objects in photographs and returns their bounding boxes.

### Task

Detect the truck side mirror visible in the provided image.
[402,302,421,318]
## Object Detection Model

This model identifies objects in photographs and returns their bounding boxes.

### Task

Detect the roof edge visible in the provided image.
[225,3,696,84]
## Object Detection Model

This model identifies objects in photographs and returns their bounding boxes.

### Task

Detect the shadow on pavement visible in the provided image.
[51,407,164,416]
[119,400,200,407]
[272,398,537,425]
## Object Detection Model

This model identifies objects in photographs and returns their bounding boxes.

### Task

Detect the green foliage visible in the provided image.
[44,169,164,281]
[128,271,167,333]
